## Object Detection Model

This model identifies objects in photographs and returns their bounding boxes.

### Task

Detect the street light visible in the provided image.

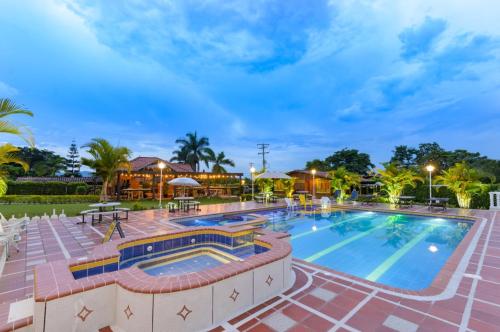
[426,164,435,207]
[158,161,166,208]
[250,165,256,200]
[311,169,317,198]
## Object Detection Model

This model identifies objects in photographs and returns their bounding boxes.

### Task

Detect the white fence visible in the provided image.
[490,192,500,210]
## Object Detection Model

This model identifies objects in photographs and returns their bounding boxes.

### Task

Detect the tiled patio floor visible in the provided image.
[1,201,499,331]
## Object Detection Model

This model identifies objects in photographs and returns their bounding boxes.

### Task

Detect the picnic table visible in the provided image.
[122,188,150,200]
[173,197,200,212]
[79,202,129,225]
[397,196,415,208]
[428,197,449,211]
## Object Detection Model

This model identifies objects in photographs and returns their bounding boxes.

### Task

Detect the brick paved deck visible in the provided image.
[1,201,499,331]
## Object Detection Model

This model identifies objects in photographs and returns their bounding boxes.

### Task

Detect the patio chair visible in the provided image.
[345,189,359,203]
[299,194,313,210]
[332,190,341,201]
[284,198,298,210]
[320,197,331,209]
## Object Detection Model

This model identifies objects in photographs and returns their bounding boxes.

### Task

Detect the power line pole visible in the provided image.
[257,143,269,171]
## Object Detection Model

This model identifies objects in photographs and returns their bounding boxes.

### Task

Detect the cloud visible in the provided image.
[399,17,447,60]
[0,81,18,96]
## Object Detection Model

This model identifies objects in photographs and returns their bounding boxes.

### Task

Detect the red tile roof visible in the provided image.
[129,156,194,173]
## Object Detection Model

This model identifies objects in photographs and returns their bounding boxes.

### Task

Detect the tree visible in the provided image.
[0,144,29,196]
[305,159,330,172]
[436,163,488,209]
[390,145,418,167]
[329,166,361,202]
[1,147,66,178]
[378,163,423,205]
[305,148,374,174]
[205,150,235,173]
[278,177,296,198]
[81,138,131,201]
[325,149,374,174]
[0,98,34,146]
[415,142,448,170]
[65,140,81,177]
[170,146,189,164]
[173,132,213,172]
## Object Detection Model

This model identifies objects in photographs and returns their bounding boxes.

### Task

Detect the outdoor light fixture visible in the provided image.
[158,161,166,208]
[311,169,317,199]
[426,164,435,207]
[428,244,438,253]
[250,165,256,200]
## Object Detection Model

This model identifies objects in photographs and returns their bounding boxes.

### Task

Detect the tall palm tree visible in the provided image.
[436,162,487,209]
[173,132,213,172]
[378,162,423,205]
[81,138,131,201]
[170,146,189,164]
[205,150,235,173]
[329,166,361,202]
[0,144,29,196]
[0,98,34,146]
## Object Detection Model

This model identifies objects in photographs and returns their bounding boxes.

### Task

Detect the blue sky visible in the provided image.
[1,0,499,174]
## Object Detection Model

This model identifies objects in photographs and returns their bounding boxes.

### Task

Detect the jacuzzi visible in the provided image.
[33,225,292,332]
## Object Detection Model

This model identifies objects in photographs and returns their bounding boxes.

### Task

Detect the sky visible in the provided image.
[1,0,499,174]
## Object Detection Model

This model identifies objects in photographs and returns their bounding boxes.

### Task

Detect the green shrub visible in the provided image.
[75,185,88,195]
[6,181,90,195]
[0,195,100,204]
[131,203,147,211]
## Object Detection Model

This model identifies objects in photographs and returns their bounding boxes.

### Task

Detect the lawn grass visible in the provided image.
[0,197,240,218]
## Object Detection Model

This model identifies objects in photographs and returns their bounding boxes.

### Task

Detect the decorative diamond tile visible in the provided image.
[265,275,274,286]
[177,305,192,321]
[124,305,133,319]
[229,288,240,302]
[76,306,93,322]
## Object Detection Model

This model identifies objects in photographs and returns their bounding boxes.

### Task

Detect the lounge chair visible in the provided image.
[332,190,341,201]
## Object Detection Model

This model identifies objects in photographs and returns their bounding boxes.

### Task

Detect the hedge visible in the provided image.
[0,195,100,204]
[6,181,90,195]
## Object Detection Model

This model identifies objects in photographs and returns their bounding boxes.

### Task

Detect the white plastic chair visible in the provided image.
[285,197,298,210]
[320,196,331,209]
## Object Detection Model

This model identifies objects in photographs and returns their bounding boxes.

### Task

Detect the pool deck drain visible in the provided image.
[0,202,499,331]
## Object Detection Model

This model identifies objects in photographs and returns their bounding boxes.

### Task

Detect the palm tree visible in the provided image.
[173,132,213,171]
[205,150,235,173]
[0,144,29,196]
[436,162,487,209]
[0,98,34,146]
[378,162,423,205]
[170,145,189,164]
[329,166,361,202]
[81,138,131,201]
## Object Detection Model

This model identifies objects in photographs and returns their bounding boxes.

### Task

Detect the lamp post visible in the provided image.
[250,165,256,200]
[311,169,317,199]
[426,164,435,207]
[158,161,166,208]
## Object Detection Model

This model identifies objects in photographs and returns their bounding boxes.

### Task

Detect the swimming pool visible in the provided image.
[177,214,257,226]
[266,209,472,290]
[183,209,473,290]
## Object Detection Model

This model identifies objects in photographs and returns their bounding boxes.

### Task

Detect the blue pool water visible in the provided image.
[177,214,257,226]
[142,254,224,276]
[184,209,472,290]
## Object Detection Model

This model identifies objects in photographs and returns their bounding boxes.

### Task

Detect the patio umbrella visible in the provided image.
[168,177,201,196]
